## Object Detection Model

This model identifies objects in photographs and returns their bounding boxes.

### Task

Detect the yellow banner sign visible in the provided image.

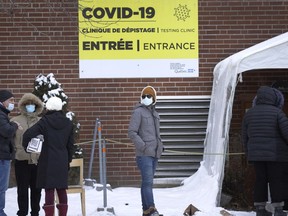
[79,0,198,78]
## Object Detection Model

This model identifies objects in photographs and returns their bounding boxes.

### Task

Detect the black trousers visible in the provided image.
[253,161,285,204]
[15,160,42,216]
[282,162,288,209]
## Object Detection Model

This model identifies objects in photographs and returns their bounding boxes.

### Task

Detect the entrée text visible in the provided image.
[82,40,196,51]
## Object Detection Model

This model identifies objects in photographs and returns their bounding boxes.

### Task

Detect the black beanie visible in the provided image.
[0,90,14,103]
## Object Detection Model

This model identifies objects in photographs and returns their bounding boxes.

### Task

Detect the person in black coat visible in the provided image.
[0,89,20,216]
[242,86,288,216]
[22,97,74,216]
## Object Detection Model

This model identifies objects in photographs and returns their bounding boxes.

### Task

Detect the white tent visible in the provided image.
[202,32,288,204]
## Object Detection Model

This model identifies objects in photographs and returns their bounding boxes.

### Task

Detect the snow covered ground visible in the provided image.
[5,163,255,216]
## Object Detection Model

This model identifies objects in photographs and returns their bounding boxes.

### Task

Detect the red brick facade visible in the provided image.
[1,0,288,188]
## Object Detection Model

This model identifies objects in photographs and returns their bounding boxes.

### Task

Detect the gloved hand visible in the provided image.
[36,134,44,142]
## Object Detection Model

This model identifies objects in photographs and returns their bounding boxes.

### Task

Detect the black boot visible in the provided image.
[254,202,272,216]
[283,199,288,211]
[274,206,287,216]
[272,202,286,216]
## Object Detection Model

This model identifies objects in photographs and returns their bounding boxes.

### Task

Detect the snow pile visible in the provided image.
[5,161,254,216]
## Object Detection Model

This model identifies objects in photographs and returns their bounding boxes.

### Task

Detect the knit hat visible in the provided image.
[0,90,14,103]
[45,97,63,111]
[141,86,157,105]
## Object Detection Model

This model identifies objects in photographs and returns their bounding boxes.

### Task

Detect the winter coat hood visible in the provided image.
[18,93,44,116]
[255,86,284,108]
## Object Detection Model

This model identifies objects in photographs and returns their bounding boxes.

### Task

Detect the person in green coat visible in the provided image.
[11,93,43,216]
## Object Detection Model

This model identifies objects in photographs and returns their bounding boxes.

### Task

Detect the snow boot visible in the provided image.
[283,199,288,212]
[148,206,160,216]
[272,202,287,216]
[42,205,54,216]
[150,211,160,216]
[143,206,160,216]
[274,206,287,216]
[254,202,272,216]
[56,204,68,216]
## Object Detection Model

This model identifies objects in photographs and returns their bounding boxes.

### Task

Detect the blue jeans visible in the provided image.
[0,160,10,216]
[136,156,158,211]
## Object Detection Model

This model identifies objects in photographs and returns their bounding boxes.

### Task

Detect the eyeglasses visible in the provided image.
[141,95,152,99]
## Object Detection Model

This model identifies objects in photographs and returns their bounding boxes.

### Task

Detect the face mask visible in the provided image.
[141,97,153,106]
[26,104,36,113]
[7,103,14,111]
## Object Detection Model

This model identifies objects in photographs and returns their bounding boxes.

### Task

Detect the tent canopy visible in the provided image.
[202,32,288,204]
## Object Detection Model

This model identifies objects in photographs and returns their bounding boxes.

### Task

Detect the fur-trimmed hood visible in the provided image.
[18,93,44,115]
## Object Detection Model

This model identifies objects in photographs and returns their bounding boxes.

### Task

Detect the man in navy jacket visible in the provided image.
[0,90,19,216]
[242,86,288,216]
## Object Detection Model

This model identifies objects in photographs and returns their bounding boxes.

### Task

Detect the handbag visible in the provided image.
[26,135,43,154]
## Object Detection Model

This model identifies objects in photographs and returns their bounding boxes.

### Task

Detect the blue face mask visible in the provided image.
[7,103,14,111]
[26,104,36,113]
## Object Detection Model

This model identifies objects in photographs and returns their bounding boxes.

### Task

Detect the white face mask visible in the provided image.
[7,103,14,111]
[141,97,153,106]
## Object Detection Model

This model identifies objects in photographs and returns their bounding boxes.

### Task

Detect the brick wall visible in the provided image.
[1,0,288,187]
